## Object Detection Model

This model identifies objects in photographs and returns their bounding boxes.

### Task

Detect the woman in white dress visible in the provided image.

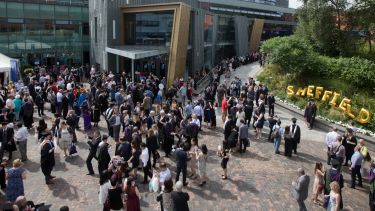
[196,144,208,186]
[236,106,245,128]
[57,121,72,157]
[325,181,341,211]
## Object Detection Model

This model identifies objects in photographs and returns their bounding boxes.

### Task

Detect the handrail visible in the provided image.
[196,70,214,87]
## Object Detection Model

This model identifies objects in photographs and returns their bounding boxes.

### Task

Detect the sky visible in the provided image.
[289,0,303,8]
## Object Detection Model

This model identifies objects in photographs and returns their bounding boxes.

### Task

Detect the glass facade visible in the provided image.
[215,16,235,63]
[125,12,174,46]
[204,15,213,69]
[0,1,89,66]
[261,23,294,40]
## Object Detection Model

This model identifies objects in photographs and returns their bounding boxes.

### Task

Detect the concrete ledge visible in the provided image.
[275,101,375,151]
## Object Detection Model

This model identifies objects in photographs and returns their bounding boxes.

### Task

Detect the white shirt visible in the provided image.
[140,148,149,167]
[159,168,171,185]
[236,111,245,127]
[325,131,339,147]
[191,119,200,128]
[99,181,111,205]
[115,116,121,126]
[193,105,203,117]
[56,92,63,103]
[15,126,28,142]
[67,83,72,91]
[6,99,15,109]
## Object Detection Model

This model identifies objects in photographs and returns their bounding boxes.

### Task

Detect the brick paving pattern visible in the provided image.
[0,64,370,211]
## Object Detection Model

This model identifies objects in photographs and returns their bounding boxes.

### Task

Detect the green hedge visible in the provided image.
[261,35,375,89]
[257,65,375,132]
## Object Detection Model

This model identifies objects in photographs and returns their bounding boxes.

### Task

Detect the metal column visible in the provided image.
[116,55,119,74]
[131,59,135,83]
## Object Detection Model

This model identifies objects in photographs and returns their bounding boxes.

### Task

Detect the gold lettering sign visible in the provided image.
[287,85,372,124]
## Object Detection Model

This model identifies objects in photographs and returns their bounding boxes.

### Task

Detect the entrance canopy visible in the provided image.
[106,45,169,60]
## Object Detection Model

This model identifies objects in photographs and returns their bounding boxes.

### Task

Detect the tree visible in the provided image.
[349,0,375,52]
[295,0,352,56]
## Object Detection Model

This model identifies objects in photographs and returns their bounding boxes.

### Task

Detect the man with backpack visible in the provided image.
[324,159,344,209]
[268,114,278,141]
[330,136,345,172]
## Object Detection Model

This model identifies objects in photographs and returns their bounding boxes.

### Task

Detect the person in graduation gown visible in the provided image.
[40,132,56,184]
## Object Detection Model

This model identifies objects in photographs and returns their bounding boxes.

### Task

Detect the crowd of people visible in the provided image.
[0,49,373,211]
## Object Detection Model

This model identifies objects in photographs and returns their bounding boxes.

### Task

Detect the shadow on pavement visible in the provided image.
[232,150,270,162]
[75,140,90,150]
[186,185,216,201]
[53,153,68,172]
[48,177,79,200]
[65,155,85,168]
[23,159,41,173]
[292,152,325,164]
[227,177,260,194]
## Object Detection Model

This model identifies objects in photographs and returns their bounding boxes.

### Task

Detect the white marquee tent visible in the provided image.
[0,53,12,73]
[0,53,19,83]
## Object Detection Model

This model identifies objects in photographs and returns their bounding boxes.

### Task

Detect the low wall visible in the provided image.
[275,101,375,151]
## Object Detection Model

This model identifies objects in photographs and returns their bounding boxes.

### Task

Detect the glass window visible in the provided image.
[204,46,213,68]
[26,20,41,50]
[55,5,69,20]
[40,5,54,20]
[56,24,80,42]
[0,2,6,18]
[125,11,174,46]
[82,7,89,20]
[204,15,213,43]
[40,20,55,49]
[8,23,25,51]
[82,22,89,36]
[7,2,23,19]
[94,17,97,43]
[69,7,81,20]
[24,3,40,19]
[0,21,8,53]
[217,16,235,43]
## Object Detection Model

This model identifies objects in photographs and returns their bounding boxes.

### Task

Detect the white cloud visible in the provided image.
[289,0,303,8]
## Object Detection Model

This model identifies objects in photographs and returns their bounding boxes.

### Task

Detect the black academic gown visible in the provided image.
[40,140,55,178]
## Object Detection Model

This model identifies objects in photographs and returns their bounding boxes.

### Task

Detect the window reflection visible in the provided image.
[1,1,89,65]
[125,11,174,46]
[217,16,235,43]
[204,15,213,43]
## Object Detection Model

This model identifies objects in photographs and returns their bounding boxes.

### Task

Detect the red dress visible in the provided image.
[126,186,140,211]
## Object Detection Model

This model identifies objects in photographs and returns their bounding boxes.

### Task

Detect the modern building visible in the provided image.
[0,0,89,67]
[90,0,296,87]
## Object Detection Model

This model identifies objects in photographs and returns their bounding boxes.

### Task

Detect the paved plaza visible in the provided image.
[1,64,370,211]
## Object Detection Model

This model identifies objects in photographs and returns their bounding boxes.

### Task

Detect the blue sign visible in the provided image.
[10,60,18,82]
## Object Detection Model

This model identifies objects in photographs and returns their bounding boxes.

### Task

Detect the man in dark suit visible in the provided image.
[97,135,111,176]
[267,92,275,116]
[307,101,317,129]
[0,122,7,162]
[291,117,301,154]
[116,137,132,162]
[172,181,190,211]
[86,130,101,175]
[175,144,190,186]
[292,168,310,211]
[224,115,235,141]
[0,121,15,162]
[40,132,56,184]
